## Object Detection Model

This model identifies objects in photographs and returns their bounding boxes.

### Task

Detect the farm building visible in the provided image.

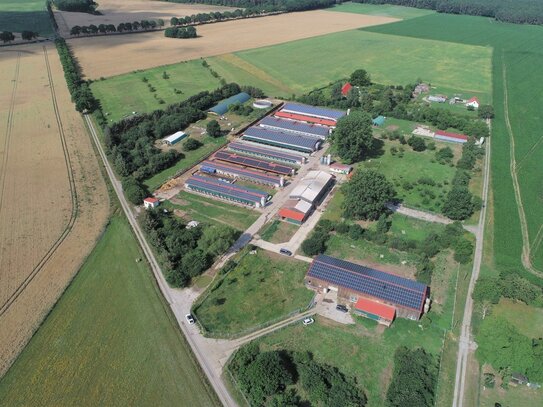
[290,170,334,205]
[200,161,284,187]
[353,298,396,327]
[329,163,352,175]
[209,92,251,115]
[435,130,469,144]
[275,103,346,127]
[242,127,320,154]
[372,115,385,126]
[214,150,294,176]
[143,197,159,209]
[185,175,270,208]
[278,199,313,225]
[466,97,480,109]
[305,255,429,321]
[228,142,305,166]
[341,82,353,97]
[163,131,187,145]
[428,95,447,103]
[259,116,330,140]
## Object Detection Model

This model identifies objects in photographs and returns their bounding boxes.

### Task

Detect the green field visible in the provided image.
[91,60,222,123]
[259,219,298,243]
[329,2,435,19]
[365,12,543,279]
[0,216,219,407]
[493,299,543,339]
[234,29,491,96]
[194,250,314,337]
[389,213,446,242]
[0,0,52,36]
[168,190,259,231]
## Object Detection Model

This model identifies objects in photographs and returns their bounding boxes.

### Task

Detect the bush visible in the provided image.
[335,222,350,234]
[206,120,222,137]
[407,135,426,152]
[122,177,147,204]
[183,138,202,151]
[453,238,474,264]
[348,224,365,240]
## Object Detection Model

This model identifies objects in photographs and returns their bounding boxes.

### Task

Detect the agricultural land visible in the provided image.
[0,43,108,376]
[0,0,53,37]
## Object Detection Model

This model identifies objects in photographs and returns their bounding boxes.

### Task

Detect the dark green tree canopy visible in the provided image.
[350,69,371,86]
[206,120,222,138]
[332,111,374,164]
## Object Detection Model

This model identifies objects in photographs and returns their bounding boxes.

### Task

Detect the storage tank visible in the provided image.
[260,196,266,207]
[280,176,285,187]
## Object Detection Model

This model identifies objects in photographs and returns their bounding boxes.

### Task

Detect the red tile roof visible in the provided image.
[278,207,306,222]
[341,82,353,96]
[275,111,337,127]
[144,197,159,203]
[467,97,479,104]
[354,298,396,321]
[435,130,469,141]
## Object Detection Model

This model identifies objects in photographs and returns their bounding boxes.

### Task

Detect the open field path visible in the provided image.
[501,56,543,277]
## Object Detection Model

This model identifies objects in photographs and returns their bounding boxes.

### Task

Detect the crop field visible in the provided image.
[168,191,259,231]
[91,60,222,123]
[67,10,398,79]
[365,13,543,278]
[0,43,109,376]
[194,250,313,337]
[329,2,435,19]
[234,29,491,95]
[0,216,220,407]
[0,0,53,36]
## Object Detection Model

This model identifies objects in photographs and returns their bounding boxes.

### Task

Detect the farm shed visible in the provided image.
[209,92,251,115]
[259,116,330,140]
[290,170,333,205]
[185,175,269,207]
[228,142,305,165]
[214,150,294,176]
[353,298,396,327]
[341,82,353,96]
[200,160,283,187]
[278,199,313,224]
[372,116,385,126]
[242,127,320,154]
[275,103,346,127]
[163,131,187,145]
[305,254,429,321]
[143,197,159,209]
[428,95,447,103]
[329,163,352,175]
[435,130,469,144]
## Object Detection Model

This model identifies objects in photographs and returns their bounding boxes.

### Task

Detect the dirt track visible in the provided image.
[68,10,398,79]
[0,43,109,376]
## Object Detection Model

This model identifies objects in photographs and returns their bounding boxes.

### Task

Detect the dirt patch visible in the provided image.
[345,257,416,280]
[54,0,238,37]
[386,125,399,131]
[67,10,399,79]
[0,43,109,376]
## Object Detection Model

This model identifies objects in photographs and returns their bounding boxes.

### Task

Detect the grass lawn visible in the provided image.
[480,383,543,407]
[259,220,298,243]
[492,299,543,338]
[0,215,219,407]
[0,0,52,36]
[328,2,435,19]
[389,212,446,242]
[235,29,491,96]
[91,59,221,123]
[168,190,259,231]
[194,250,314,337]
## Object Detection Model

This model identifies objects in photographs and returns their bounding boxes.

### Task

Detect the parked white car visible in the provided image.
[302,317,314,326]
[185,314,195,324]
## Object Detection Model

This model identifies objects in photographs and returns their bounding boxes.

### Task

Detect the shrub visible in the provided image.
[183,138,203,151]
[453,238,474,264]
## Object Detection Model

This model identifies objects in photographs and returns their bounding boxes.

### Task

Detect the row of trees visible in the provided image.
[0,31,39,43]
[140,209,238,287]
[166,0,337,13]
[54,0,97,13]
[229,343,367,407]
[164,26,197,39]
[352,0,543,25]
[70,20,165,36]
[55,38,99,113]
[474,272,543,307]
[170,8,269,28]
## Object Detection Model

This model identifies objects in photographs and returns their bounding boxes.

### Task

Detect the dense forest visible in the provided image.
[165,0,337,13]
[54,0,97,13]
[352,0,543,25]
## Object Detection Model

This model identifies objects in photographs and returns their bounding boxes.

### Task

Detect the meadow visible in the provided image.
[0,216,219,406]
[193,250,314,337]
[0,0,53,36]
[234,29,492,96]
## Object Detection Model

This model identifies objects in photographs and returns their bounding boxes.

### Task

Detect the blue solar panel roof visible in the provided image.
[201,161,281,185]
[214,151,293,175]
[186,175,268,203]
[282,103,346,120]
[259,116,330,138]
[307,255,427,311]
[243,127,319,151]
[228,142,304,163]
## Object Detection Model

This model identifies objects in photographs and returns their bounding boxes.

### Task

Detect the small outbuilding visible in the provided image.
[163,131,187,146]
[209,92,251,115]
[329,163,352,175]
[428,95,447,103]
[341,82,353,97]
[143,197,160,209]
[372,115,385,126]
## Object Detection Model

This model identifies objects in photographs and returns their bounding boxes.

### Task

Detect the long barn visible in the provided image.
[228,142,306,166]
[259,116,331,140]
[242,127,320,154]
[275,103,346,127]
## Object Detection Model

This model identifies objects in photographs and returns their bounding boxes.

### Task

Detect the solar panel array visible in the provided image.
[307,255,427,311]
[243,127,319,152]
[259,116,330,139]
[214,151,293,175]
[282,103,346,121]
[228,142,304,164]
[201,161,281,185]
[186,175,268,204]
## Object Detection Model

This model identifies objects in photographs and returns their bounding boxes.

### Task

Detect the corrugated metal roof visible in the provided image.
[290,170,333,204]
[242,127,319,152]
[163,131,186,144]
[354,298,396,320]
[259,116,330,139]
[282,103,346,121]
[201,161,281,185]
[228,142,304,164]
[214,151,293,175]
[209,92,251,115]
[307,255,427,311]
[186,175,268,204]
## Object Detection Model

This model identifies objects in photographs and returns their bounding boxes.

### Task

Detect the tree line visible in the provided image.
[229,343,367,407]
[140,209,238,287]
[164,26,197,38]
[70,20,165,36]
[166,0,337,13]
[54,0,97,13]
[0,31,39,43]
[170,8,273,28]
[351,0,543,25]
[55,38,99,113]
